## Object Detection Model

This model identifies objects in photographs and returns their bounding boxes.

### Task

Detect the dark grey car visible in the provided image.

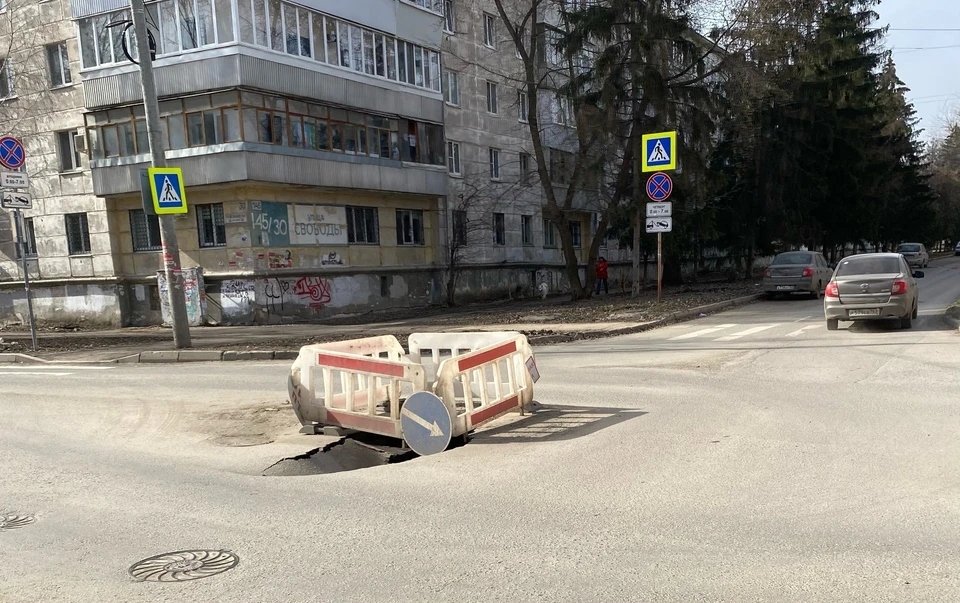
[763,251,833,299]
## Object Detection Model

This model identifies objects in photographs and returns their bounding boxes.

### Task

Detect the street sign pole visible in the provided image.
[130,0,191,348]
[657,232,663,304]
[14,209,37,351]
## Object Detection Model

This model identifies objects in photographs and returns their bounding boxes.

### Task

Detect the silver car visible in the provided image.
[763,251,833,299]
[823,253,923,331]
[896,243,929,268]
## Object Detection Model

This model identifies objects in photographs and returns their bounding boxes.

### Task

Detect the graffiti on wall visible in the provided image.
[220,279,255,318]
[262,278,291,312]
[292,276,332,310]
[158,268,206,326]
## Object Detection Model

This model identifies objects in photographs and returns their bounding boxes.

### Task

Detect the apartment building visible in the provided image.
[0,0,602,328]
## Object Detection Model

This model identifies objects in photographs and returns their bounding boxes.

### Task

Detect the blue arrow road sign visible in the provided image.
[400,391,453,456]
[0,137,25,170]
[646,172,673,201]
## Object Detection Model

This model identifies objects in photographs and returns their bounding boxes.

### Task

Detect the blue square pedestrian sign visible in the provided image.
[148,167,188,215]
[641,131,677,172]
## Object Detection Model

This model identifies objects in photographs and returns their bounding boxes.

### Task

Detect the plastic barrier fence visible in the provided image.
[289,332,538,446]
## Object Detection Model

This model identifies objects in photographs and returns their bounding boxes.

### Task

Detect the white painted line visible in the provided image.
[786,325,821,337]
[0,365,112,371]
[669,324,738,341]
[793,315,814,323]
[714,324,781,341]
[0,371,73,376]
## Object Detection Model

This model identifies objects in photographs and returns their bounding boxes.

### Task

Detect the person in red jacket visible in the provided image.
[595,256,609,295]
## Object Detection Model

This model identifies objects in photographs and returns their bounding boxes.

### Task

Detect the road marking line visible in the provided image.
[714,324,780,341]
[786,325,821,337]
[669,324,738,341]
[793,315,814,322]
[0,365,112,371]
[0,371,73,376]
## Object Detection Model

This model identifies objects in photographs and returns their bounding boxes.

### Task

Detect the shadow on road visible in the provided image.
[471,405,645,444]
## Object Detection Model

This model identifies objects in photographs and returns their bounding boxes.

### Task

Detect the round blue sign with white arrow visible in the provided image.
[400,391,453,456]
[0,136,25,170]
[646,172,673,201]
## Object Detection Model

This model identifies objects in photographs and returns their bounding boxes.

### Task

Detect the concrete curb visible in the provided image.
[0,293,764,365]
[526,293,765,345]
[944,305,960,331]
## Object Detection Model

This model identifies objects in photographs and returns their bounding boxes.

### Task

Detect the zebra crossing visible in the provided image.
[0,364,114,377]
[667,321,824,342]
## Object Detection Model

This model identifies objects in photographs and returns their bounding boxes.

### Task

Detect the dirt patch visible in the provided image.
[198,402,294,447]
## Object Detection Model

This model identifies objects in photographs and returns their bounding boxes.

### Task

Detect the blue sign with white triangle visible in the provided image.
[641,131,677,172]
[148,167,188,214]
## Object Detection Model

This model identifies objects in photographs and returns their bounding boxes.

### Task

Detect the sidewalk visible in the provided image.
[0,280,763,363]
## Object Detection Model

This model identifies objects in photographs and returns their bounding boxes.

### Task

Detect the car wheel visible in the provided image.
[812,282,821,300]
[900,313,913,329]
[912,303,919,319]
[826,319,839,331]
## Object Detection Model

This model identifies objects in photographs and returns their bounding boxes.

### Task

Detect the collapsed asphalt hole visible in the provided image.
[262,433,417,476]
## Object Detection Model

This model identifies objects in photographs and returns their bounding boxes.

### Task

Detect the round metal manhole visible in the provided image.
[128,550,239,583]
[0,514,35,531]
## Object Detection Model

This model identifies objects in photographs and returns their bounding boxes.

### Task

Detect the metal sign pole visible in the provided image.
[14,208,38,351]
[657,232,663,304]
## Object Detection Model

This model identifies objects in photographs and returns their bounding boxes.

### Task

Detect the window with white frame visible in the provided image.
[396,209,424,245]
[0,58,14,99]
[519,152,531,180]
[444,70,460,105]
[483,13,497,48]
[346,205,380,244]
[546,28,563,65]
[129,209,163,252]
[65,213,91,255]
[446,141,461,175]
[46,43,71,88]
[543,218,556,248]
[489,148,501,180]
[443,0,455,33]
[518,88,528,122]
[554,94,573,125]
[197,203,226,248]
[486,81,498,114]
[521,215,533,246]
[569,220,582,248]
[56,130,82,172]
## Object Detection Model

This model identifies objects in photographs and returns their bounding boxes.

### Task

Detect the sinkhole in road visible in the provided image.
[262,434,417,476]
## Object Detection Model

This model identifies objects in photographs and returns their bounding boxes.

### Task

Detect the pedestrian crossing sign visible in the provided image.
[641,131,677,172]
[148,167,188,215]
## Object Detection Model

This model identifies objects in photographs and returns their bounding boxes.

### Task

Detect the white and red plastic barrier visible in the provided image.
[288,332,538,446]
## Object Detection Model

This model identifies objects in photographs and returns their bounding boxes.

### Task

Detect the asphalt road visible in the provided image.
[3,257,960,602]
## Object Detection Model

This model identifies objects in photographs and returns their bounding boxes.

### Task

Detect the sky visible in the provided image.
[876,0,960,141]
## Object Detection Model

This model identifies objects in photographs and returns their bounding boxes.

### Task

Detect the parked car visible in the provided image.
[823,253,923,331]
[762,251,833,299]
[954,241,960,256]
[895,242,929,268]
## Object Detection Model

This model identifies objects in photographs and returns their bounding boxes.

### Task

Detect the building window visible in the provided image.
[554,94,574,125]
[346,205,380,244]
[453,209,467,246]
[443,0,455,33]
[550,149,573,185]
[46,43,71,88]
[447,141,461,175]
[521,215,533,246]
[486,81,498,114]
[518,88,528,122]
[129,209,162,252]
[15,217,37,258]
[65,212,91,255]
[197,203,226,248]
[396,209,424,246]
[543,218,556,248]
[519,153,531,180]
[444,70,460,106]
[0,58,13,99]
[56,130,82,172]
[489,148,501,180]
[492,212,505,245]
[569,220,582,248]
[483,13,497,48]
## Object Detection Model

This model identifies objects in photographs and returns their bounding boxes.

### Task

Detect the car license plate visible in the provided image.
[849,309,880,317]
[776,285,794,291]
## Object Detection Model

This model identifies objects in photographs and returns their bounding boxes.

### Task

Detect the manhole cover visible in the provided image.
[129,550,239,582]
[0,514,35,531]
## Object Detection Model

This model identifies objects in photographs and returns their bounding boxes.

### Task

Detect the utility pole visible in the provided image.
[129,0,192,348]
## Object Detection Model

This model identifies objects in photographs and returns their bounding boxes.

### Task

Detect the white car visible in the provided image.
[955,242,960,256]
[896,243,928,268]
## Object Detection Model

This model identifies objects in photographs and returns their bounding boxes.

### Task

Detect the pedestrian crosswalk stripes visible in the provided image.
[665,322,823,343]
[0,364,113,377]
